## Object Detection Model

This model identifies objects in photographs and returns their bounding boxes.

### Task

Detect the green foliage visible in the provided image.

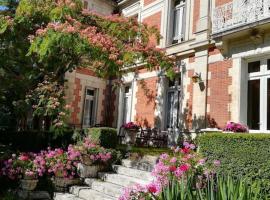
[85,127,118,149]
[0,130,75,152]
[198,132,270,195]
[159,175,265,200]
[0,0,174,131]
[0,191,17,200]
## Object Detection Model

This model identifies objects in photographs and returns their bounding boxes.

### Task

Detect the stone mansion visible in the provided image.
[66,0,270,141]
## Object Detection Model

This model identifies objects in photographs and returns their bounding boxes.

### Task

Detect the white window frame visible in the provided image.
[82,87,98,128]
[164,75,182,130]
[122,85,132,124]
[245,57,270,131]
[171,0,186,44]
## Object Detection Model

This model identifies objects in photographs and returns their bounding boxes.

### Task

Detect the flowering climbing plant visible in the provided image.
[0,0,175,131]
[25,75,71,131]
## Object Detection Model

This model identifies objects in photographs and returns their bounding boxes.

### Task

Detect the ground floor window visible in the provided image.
[82,88,98,127]
[122,85,132,124]
[247,59,270,130]
[165,75,181,129]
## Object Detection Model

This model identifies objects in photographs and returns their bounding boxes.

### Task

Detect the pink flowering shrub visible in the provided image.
[119,142,219,200]
[122,122,139,130]
[45,146,81,179]
[223,121,249,133]
[1,153,43,180]
[75,138,113,165]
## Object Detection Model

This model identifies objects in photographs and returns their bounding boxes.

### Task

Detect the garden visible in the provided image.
[1,0,270,199]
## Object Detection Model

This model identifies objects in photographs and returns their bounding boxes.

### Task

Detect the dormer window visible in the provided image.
[172,0,186,44]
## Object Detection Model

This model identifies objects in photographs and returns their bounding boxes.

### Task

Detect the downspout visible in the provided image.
[204,0,211,128]
[105,77,113,127]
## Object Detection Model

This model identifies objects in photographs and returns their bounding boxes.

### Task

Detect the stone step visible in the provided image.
[121,159,156,172]
[69,186,116,200]
[98,172,149,187]
[112,165,153,181]
[54,193,84,200]
[85,178,124,198]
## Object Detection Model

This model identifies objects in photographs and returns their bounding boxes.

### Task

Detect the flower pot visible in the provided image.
[77,163,104,178]
[81,154,93,166]
[53,177,81,192]
[125,129,138,145]
[20,179,38,191]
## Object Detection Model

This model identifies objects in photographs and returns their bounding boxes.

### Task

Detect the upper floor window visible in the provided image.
[171,0,186,44]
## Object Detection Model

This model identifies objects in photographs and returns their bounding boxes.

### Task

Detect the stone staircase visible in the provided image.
[54,156,158,200]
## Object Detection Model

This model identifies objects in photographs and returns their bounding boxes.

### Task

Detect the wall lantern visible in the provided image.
[191,72,202,83]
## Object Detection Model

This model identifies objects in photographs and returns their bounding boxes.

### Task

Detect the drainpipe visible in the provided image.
[105,77,113,127]
[204,0,211,128]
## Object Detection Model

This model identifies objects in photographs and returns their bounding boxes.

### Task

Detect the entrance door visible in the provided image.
[122,85,132,124]
[83,88,97,127]
[165,76,181,129]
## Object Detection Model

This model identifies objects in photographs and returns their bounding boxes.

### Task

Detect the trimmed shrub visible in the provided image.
[85,127,117,149]
[198,132,270,193]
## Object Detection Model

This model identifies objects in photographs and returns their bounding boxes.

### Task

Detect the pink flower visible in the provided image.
[170,157,177,163]
[169,166,177,172]
[18,154,29,161]
[198,159,206,165]
[179,164,190,172]
[213,160,221,167]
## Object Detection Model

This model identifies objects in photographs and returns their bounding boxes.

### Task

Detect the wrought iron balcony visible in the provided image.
[212,0,270,35]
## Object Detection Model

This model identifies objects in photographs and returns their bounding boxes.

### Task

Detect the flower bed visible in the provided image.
[119,142,266,200]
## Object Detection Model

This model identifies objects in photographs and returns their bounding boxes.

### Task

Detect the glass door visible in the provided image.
[83,88,97,127]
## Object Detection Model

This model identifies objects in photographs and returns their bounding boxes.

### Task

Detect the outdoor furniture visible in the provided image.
[118,126,168,147]
[136,127,152,146]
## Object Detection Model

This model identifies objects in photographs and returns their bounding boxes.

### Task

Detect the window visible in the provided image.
[122,85,132,124]
[83,1,88,9]
[165,75,181,129]
[171,0,186,44]
[247,59,270,130]
[82,88,97,127]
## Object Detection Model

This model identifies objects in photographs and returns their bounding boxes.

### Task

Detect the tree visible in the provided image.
[0,0,174,131]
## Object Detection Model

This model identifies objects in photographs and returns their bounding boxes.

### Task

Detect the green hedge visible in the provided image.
[85,127,117,149]
[198,132,270,193]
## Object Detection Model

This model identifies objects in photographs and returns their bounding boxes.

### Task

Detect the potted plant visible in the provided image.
[76,139,113,178]
[45,147,81,192]
[1,153,40,191]
[122,122,139,145]
[223,121,249,133]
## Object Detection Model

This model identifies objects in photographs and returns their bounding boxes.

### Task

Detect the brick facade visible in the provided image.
[143,0,157,6]
[142,11,161,46]
[185,70,194,129]
[71,78,82,125]
[207,59,232,128]
[135,77,158,127]
[215,0,232,6]
[193,0,200,33]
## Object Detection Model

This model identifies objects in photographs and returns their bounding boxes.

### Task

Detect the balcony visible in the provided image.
[212,0,270,36]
